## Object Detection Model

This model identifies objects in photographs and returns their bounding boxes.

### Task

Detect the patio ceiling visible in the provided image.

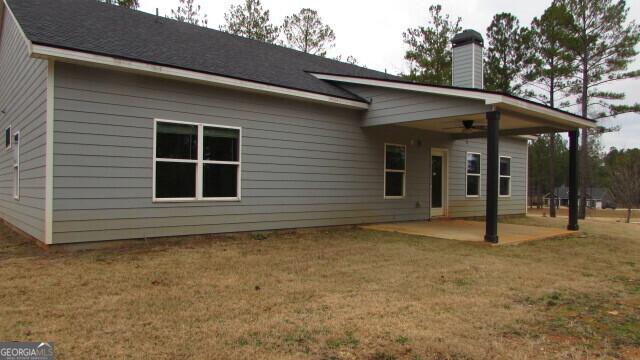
[398,107,579,138]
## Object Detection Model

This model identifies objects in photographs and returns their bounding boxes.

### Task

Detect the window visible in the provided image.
[12,132,19,200]
[5,126,11,149]
[499,156,511,197]
[466,152,481,197]
[384,144,406,198]
[153,120,241,201]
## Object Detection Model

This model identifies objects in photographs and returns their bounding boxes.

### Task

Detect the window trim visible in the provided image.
[384,143,407,199]
[152,119,242,203]
[499,155,512,198]
[465,152,481,198]
[13,131,20,200]
[5,126,11,150]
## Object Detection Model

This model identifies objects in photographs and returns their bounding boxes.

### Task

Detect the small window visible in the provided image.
[12,132,20,200]
[154,120,241,201]
[384,144,406,198]
[5,126,11,149]
[466,152,481,197]
[499,156,511,197]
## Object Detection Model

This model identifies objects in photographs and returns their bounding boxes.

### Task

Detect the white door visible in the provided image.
[431,149,447,217]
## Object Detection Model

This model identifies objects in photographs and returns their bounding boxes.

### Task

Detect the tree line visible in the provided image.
[101,0,350,61]
[402,0,639,219]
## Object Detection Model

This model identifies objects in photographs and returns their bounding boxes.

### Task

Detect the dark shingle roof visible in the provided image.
[7,0,396,101]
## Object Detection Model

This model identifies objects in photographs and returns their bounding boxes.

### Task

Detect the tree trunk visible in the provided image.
[579,48,589,220]
[579,129,588,219]
[549,134,557,217]
[627,208,632,224]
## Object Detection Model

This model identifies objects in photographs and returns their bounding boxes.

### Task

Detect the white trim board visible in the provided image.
[30,45,369,110]
[44,60,54,244]
[310,73,596,129]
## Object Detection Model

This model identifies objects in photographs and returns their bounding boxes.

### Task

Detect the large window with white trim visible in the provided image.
[466,152,481,197]
[153,119,241,201]
[384,144,406,198]
[499,156,511,197]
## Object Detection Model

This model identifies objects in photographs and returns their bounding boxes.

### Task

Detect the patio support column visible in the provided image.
[567,130,579,231]
[484,110,500,243]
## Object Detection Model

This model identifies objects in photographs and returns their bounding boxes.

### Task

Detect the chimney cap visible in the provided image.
[452,29,484,47]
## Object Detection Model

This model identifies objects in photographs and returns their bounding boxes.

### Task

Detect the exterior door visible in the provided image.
[431,149,447,217]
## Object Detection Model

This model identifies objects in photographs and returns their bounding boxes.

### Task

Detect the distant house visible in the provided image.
[0,0,594,244]
[544,186,615,209]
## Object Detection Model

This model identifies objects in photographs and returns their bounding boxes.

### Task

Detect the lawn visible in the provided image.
[0,217,638,359]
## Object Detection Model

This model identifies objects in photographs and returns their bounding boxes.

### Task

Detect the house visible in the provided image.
[544,186,615,209]
[0,0,594,245]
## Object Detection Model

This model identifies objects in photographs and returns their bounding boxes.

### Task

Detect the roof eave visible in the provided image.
[29,44,370,110]
[310,73,595,130]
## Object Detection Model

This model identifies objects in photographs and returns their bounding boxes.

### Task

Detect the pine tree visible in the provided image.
[100,0,139,9]
[402,5,462,85]
[281,9,335,56]
[221,0,279,44]
[525,4,576,217]
[484,13,533,94]
[555,0,640,218]
[171,0,208,27]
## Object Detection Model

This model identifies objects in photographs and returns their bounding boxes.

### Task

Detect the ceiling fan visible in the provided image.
[443,120,487,134]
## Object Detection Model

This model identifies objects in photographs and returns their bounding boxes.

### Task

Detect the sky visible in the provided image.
[139,0,640,150]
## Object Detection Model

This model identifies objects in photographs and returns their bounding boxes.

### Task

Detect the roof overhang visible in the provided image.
[26,44,370,110]
[311,73,596,130]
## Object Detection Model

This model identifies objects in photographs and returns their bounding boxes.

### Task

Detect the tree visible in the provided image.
[281,8,335,56]
[100,0,139,9]
[171,0,208,27]
[221,0,279,44]
[402,5,462,85]
[555,0,640,219]
[525,4,576,217]
[528,135,569,208]
[606,149,640,223]
[334,55,360,65]
[484,13,533,94]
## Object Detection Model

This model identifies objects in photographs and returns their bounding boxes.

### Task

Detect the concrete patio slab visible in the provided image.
[361,219,576,245]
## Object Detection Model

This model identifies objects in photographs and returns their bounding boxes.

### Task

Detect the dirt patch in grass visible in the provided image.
[0,217,639,359]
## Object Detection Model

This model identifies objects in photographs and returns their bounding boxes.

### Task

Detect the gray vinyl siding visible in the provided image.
[51,63,434,244]
[445,137,527,218]
[0,10,47,240]
[341,84,527,219]
[452,43,483,89]
[340,84,491,127]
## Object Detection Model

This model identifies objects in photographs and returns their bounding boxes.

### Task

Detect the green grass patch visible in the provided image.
[326,330,359,349]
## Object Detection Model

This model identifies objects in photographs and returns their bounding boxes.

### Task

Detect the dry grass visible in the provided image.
[0,217,639,360]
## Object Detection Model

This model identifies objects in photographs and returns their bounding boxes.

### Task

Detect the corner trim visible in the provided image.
[30,44,369,110]
[44,60,54,244]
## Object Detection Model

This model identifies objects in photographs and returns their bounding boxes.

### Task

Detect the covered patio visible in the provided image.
[313,74,596,243]
[361,219,575,245]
